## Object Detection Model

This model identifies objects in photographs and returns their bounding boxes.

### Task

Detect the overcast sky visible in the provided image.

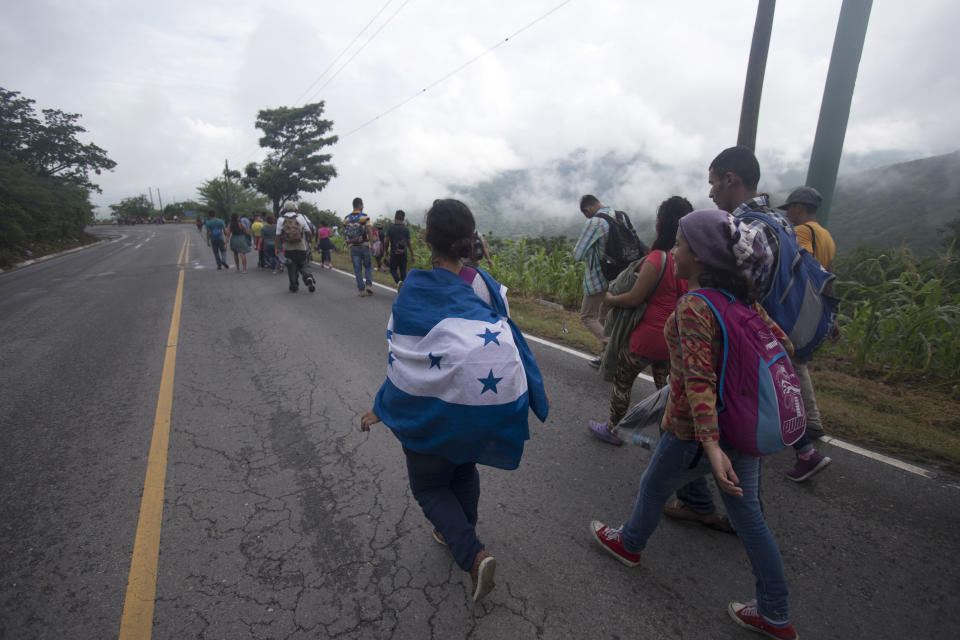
[2,0,957,222]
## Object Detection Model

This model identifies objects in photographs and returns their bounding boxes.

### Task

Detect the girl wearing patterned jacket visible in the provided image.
[588,209,800,640]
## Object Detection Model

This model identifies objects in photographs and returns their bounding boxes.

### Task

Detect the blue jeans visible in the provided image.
[403,447,482,571]
[350,245,372,290]
[264,245,277,270]
[621,432,790,622]
[211,237,228,267]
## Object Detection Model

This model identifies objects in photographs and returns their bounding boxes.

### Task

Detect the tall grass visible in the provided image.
[829,246,960,392]
[487,239,584,308]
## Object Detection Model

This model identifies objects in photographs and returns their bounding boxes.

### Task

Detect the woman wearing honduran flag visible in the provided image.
[361,198,549,603]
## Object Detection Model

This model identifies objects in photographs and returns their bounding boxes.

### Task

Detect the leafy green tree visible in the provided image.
[109,195,154,221]
[0,88,116,192]
[0,151,94,261]
[163,200,206,220]
[297,202,341,228]
[243,102,338,215]
[197,176,267,219]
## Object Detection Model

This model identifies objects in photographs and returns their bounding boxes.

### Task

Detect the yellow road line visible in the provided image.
[175,234,187,265]
[118,236,187,639]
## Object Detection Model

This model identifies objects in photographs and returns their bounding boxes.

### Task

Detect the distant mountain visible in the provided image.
[448,149,960,256]
[827,151,960,256]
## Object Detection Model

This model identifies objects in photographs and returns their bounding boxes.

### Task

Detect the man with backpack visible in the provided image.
[707,146,833,481]
[575,195,644,368]
[344,197,374,297]
[574,195,613,367]
[384,209,416,288]
[778,185,837,478]
[276,202,316,294]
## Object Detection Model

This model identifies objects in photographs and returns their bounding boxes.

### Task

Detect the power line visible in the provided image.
[340,0,575,139]
[292,0,398,106]
[303,0,412,105]
[233,0,409,169]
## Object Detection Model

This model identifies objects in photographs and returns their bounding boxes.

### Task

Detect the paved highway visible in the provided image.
[1,224,958,639]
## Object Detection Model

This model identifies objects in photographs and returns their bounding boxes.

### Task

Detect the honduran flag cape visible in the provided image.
[373,267,549,470]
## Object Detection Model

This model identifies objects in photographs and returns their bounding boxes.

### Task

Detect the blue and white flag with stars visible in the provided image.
[373,267,548,470]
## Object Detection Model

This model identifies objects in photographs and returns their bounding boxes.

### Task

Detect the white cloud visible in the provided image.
[2,0,958,225]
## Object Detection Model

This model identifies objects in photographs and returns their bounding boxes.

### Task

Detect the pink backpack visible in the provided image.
[681,288,806,456]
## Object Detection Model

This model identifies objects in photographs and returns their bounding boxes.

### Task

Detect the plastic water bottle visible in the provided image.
[632,431,655,449]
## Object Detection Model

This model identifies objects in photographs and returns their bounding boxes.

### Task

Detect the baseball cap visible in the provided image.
[779,186,822,210]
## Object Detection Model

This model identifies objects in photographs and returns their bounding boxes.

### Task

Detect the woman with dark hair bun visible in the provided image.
[361,198,549,603]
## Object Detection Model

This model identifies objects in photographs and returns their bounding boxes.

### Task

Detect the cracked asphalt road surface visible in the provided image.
[1,225,959,639]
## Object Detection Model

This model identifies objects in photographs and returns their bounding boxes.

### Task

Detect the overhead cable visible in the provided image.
[303,0,413,105]
[292,0,398,106]
[340,0,575,139]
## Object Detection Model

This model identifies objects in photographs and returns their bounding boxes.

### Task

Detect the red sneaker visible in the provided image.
[589,521,641,567]
[728,600,798,640]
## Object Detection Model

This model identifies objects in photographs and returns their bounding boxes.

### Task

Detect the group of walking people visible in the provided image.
[359,146,839,640]
[198,145,833,638]
[202,202,352,292]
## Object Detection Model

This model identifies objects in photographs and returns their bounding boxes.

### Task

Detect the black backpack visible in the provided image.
[595,211,645,281]
[471,231,485,262]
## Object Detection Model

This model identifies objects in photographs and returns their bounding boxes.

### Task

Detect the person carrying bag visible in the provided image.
[588,196,693,445]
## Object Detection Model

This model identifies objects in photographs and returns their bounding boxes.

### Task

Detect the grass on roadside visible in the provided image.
[811,363,960,473]
[0,231,102,269]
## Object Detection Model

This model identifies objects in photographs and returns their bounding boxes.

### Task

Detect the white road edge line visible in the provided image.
[817,436,935,479]
[320,261,949,482]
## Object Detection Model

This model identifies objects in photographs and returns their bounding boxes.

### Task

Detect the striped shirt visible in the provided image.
[573,208,611,295]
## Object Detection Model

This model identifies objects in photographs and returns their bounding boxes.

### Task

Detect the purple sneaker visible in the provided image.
[786,450,832,482]
[588,420,624,446]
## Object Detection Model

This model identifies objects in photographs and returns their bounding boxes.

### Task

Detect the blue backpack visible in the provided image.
[681,288,807,456]
[737,209,839,361]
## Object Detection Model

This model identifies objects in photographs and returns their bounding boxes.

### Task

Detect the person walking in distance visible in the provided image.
[251,212,266,269]
[384,209,415,288]
[315,222,334,270]
[574,195,613,368]
[344,197,374,296]
[228,213,252,273]
[204,210,229,270]
[276,202,316,293]
[262,215,278,273]
[372,225,386,272]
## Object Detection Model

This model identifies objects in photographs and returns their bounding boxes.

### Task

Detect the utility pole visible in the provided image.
[805,0,873,226]
[148,187,155,210]
[157,188,164,215]
[737,0,776,151]
[224,160,234,218]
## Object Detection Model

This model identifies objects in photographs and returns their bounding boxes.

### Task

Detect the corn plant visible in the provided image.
[831,248,960,390]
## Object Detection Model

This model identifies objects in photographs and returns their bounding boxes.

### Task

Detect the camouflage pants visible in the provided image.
[609,346,669,427]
